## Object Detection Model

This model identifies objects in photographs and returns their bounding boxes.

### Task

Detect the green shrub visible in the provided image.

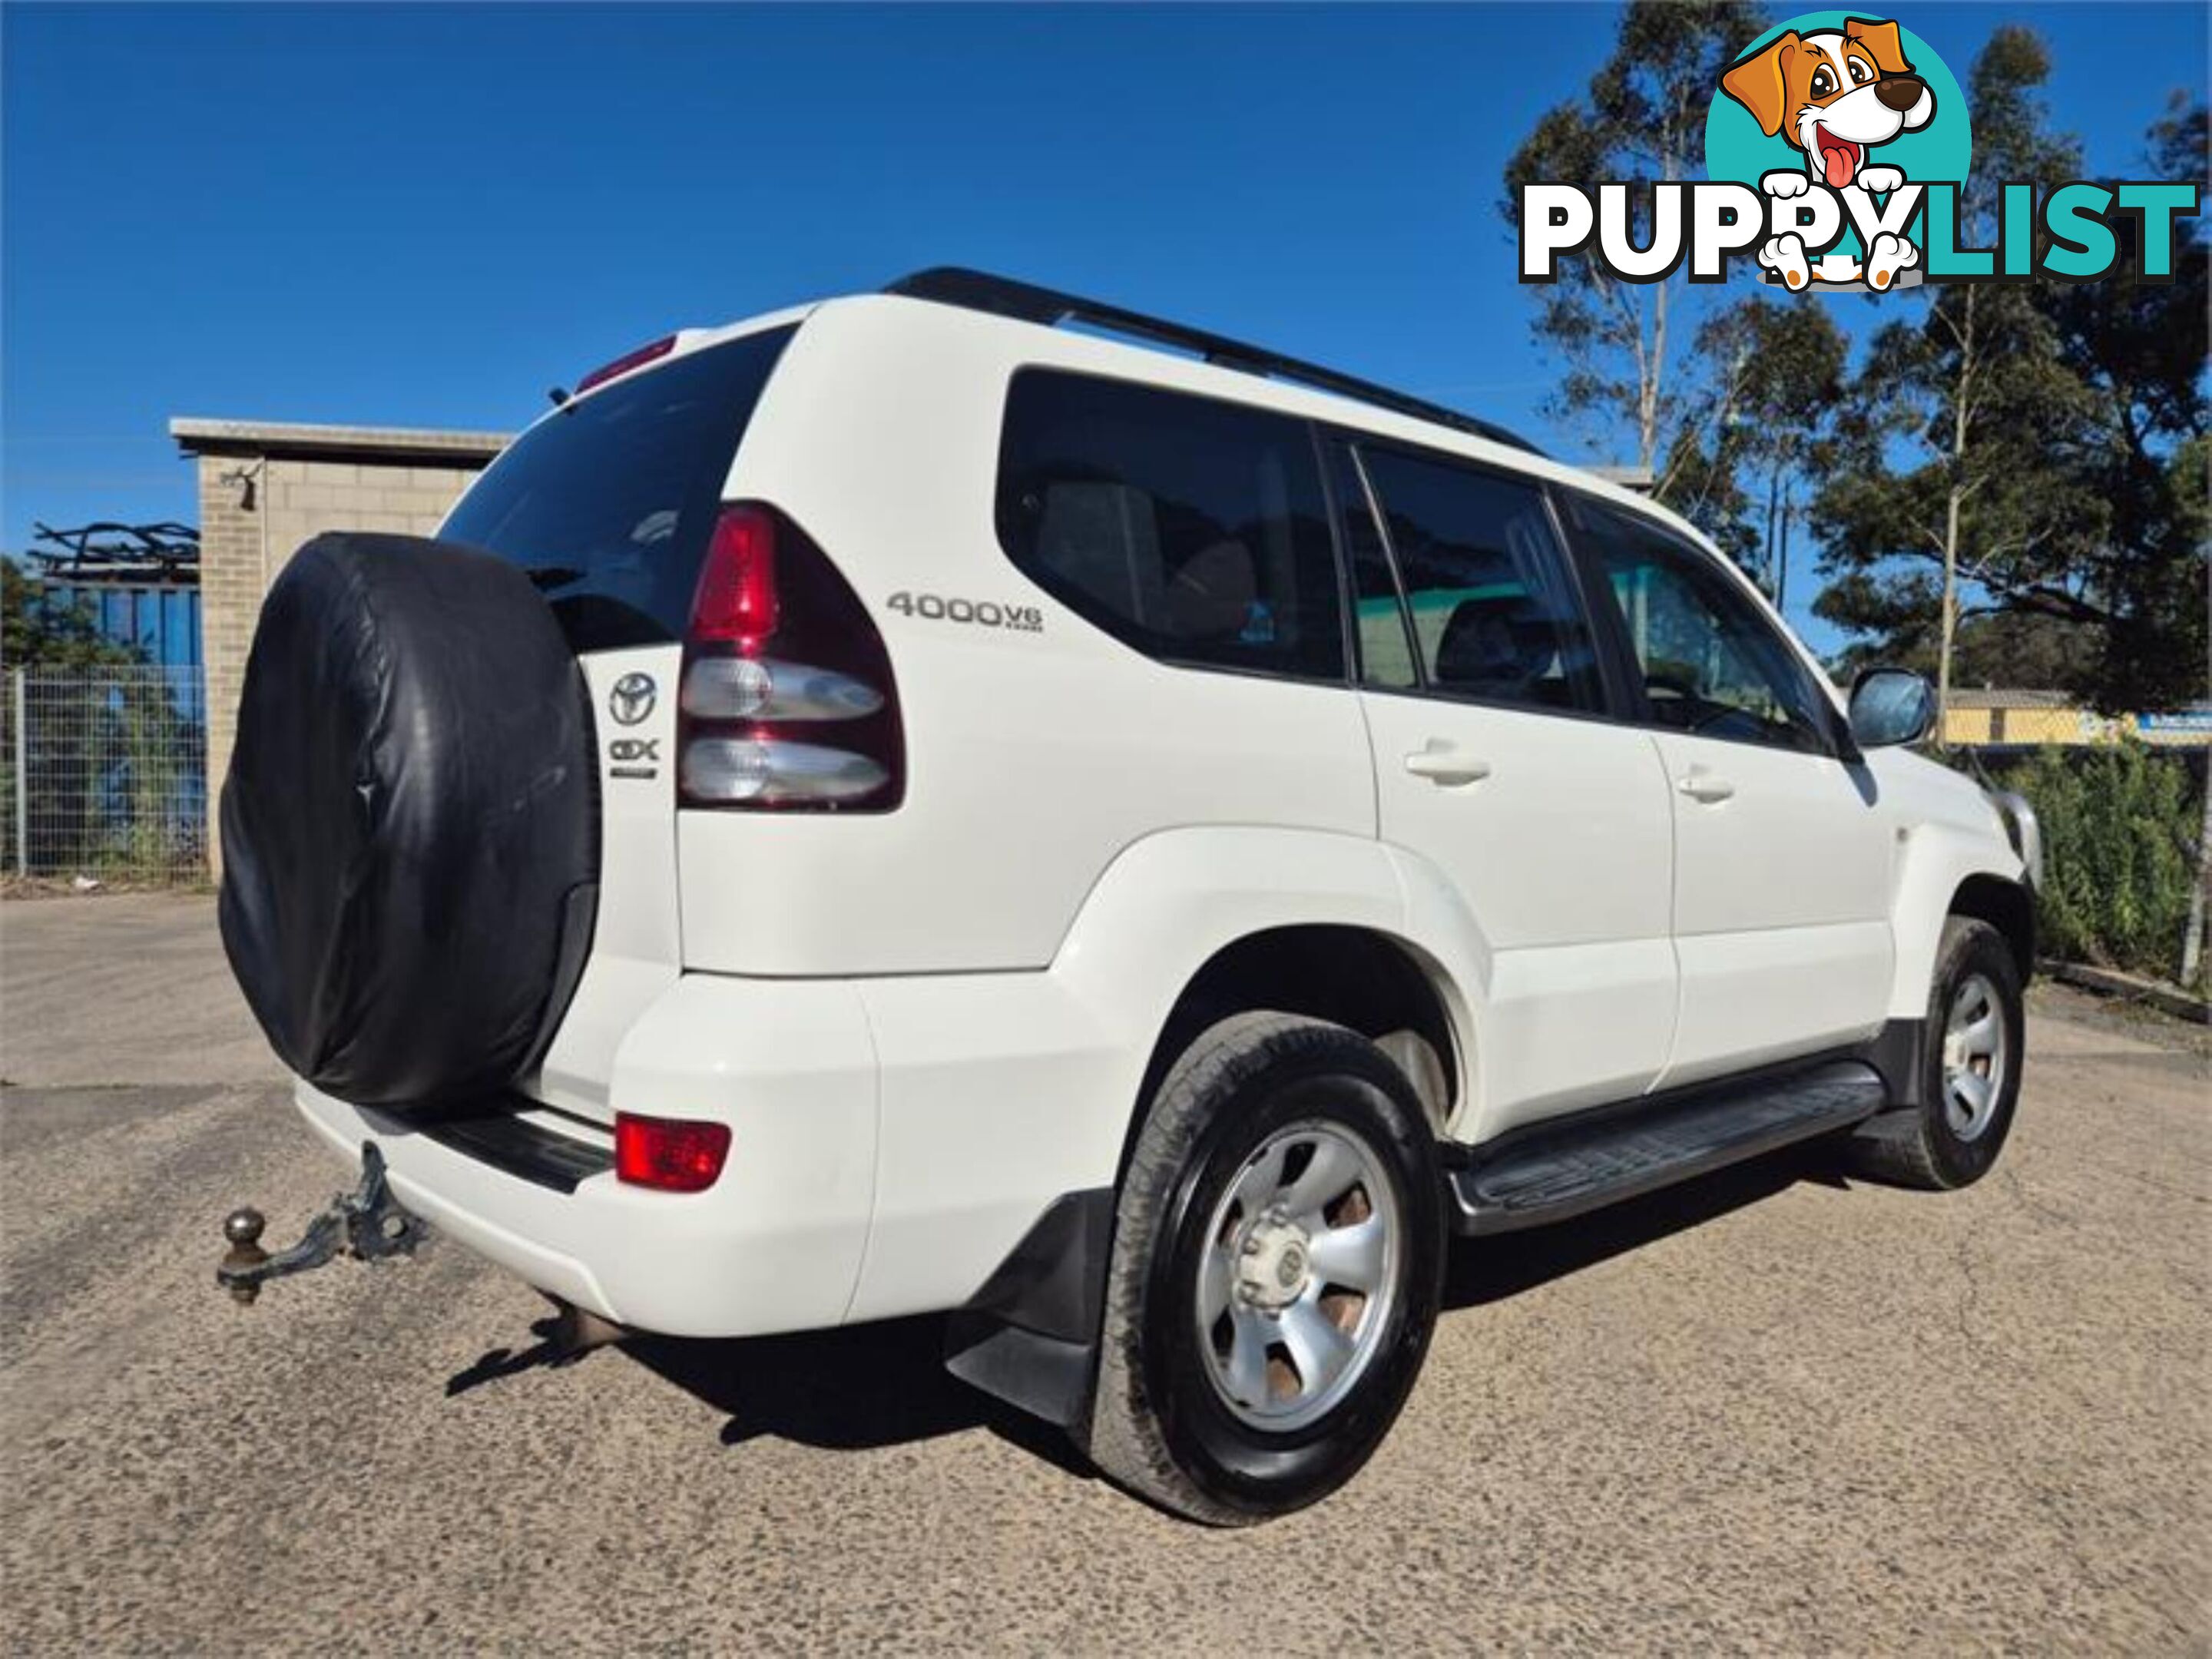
[2005,741,2203,982]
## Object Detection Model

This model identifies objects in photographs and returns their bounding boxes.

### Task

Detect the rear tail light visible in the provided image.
[680,737,889,805]
[680,657,882,722]
[614,1113,732,1193]
[678,503,903,811]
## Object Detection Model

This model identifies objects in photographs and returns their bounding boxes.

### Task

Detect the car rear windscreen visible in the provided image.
[442,324,797,651]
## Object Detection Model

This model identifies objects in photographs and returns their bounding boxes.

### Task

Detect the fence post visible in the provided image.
[12,668,25,878]
[2184,763,2210,989]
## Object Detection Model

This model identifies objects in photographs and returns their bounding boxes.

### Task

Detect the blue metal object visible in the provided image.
[22,522,204,679]
[46,582,203,673]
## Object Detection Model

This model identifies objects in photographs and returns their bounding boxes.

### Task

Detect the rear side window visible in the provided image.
[1355,446,1603,714]
[442,326,795,651]
[995,370,1345,680]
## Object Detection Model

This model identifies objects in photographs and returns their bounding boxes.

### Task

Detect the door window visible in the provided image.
[1326,443,1418,690]
[1355,446,1604,714]
[1573,498,1837,754]
[995,371,1345,680]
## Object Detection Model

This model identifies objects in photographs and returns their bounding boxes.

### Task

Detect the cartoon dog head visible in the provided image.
[1721,17,1935,190]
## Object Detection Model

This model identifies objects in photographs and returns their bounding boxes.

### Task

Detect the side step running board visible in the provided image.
[1449,1061,1889,1236]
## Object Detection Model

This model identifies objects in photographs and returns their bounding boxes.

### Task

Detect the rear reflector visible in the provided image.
[614,1114,731,1194]
[575,335,677,396]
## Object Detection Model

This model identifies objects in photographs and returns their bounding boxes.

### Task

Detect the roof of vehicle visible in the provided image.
[502,277,1839,700]
[558,272,1559,472]
[880,267,1548,459]
[544,280,1755,594]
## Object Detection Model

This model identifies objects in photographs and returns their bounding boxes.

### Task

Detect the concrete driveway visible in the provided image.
[2,894,2206,1653]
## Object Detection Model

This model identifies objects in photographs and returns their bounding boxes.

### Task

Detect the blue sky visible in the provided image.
[4,2,2204,645]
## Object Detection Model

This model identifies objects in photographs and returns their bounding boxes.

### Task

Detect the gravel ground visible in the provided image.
[2,893,2206,1654]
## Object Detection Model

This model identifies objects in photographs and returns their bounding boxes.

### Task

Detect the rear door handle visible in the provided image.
[1404,747,1493,786]
[1677,771,1736,803]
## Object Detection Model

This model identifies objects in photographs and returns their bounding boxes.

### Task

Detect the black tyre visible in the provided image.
[219,533,598,1109]
[1846,917,2025,1190]
[1084,1012,1445,1525]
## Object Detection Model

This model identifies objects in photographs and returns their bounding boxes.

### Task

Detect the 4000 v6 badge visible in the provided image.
[886,591,1045,631]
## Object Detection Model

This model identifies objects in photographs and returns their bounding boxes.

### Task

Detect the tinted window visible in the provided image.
[1574,498,1836,753]
[996,372,1345,680]
[441,326,795,650]
[1328,442,1418,690]
[1357,446,1602,714]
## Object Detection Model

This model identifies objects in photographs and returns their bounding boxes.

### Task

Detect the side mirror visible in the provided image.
[1849,667,1936,750]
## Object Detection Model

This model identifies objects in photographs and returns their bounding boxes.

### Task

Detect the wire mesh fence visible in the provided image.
[0,666,208,884]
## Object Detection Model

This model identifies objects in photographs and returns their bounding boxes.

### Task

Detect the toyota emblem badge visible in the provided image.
[609,672,657,727]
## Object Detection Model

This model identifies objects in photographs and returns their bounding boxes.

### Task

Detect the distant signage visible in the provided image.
[2137,710,2212,736]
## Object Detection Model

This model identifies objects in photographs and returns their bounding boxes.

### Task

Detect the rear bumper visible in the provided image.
[293,961,1141,1340]
[295,972,881,1338]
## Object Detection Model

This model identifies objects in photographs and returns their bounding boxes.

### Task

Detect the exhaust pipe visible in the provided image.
[548,1300,628,1360]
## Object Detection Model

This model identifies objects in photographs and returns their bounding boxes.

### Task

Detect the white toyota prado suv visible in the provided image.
[217,268,2040,1524]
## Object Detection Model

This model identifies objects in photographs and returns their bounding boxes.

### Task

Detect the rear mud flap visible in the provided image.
[942,1187,1114,1430]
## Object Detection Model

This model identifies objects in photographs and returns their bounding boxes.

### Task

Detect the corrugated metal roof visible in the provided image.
[170,417,509,462]
[1946,689,2075,709]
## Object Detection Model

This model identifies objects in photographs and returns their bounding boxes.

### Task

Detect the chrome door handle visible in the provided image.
[1404,748,1492,786]
[1677,772,1736,803]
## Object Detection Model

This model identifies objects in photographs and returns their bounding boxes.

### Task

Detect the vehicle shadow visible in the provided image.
[447,1144,1849,1458]
[449,1308,1087,1469]
[445,1316,576,1396]
[622,1316,1091,1473]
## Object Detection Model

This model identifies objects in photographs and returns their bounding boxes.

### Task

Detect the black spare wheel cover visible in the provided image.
[220,533,598,1109]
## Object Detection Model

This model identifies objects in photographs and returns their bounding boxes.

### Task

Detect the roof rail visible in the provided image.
[882,267,1546,458]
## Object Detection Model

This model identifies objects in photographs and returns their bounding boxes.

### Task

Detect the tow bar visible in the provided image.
[217,1143,428,1305]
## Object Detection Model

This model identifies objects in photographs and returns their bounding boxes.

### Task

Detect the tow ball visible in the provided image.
[217,1143,428,1305]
